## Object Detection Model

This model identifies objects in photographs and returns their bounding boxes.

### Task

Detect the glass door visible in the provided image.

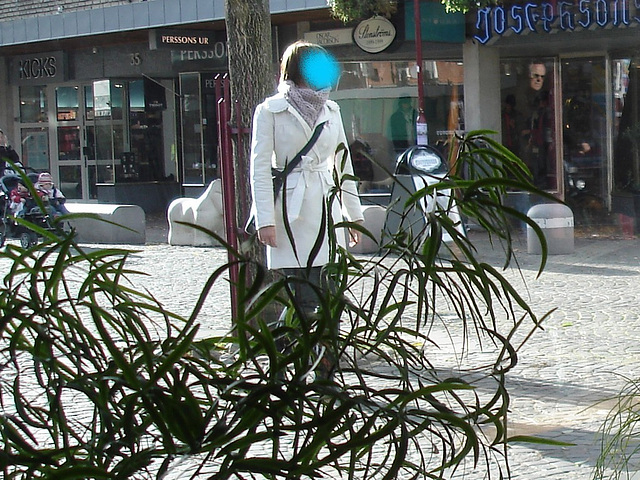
[55,85,86,199]
[55,83,111,200]
[179,72,218,185]
[179,72,204,185]
[90,80,125,188]
[561,57,608,220]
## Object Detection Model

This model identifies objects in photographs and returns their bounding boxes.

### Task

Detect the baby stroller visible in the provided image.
[0,173,58,248]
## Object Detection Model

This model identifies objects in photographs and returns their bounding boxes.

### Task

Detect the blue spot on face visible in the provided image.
[300,50,341,90]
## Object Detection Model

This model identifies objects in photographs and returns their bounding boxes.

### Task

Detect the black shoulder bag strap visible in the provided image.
[272,120,327,197]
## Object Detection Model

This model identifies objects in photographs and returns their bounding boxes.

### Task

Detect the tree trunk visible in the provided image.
[225,0,274,227]
[224,0,277,320]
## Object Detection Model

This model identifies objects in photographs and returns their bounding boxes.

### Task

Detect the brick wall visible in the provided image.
[0,0,147,22]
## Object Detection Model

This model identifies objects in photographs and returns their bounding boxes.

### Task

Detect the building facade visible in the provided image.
[0,0,639,227]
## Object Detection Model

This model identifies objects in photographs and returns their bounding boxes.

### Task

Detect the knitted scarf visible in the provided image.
[281,80,330,128]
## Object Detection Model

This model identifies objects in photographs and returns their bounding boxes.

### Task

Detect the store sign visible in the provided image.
[170,47,227,68]
[151,29,222,50]
[10,51,66,85]
[304,28,353,47]
[151,29,227,66]
[475,0,638,44]
[405,2,465,43]
[353,16,396,53]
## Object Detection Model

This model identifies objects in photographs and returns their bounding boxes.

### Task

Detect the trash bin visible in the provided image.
[383,145,464,247]
[527,203,574,255]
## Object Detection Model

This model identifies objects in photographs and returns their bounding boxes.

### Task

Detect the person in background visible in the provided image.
[0,130,22,176]
[389,96,416,153]
[9,179,35,217]
[36,172,69,216]
[249,40,364,379]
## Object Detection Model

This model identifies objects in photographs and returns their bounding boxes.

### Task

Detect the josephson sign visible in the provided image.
[474,0,640,44]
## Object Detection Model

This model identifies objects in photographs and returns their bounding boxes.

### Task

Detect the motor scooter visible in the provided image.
[564,158,605,226]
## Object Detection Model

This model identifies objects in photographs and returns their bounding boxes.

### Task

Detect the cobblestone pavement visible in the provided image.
[18,215,640,479]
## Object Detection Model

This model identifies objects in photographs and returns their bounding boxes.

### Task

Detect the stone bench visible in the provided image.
[167,180,225,247]
[65,203,146,245]
[348,205,387,254]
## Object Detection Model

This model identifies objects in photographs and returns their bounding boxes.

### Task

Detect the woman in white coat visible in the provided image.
[249,40,364,330]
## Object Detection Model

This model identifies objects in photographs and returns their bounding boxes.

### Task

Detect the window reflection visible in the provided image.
[500,58,557,191]
[20,86,47,123]
[332,60,464,195]
[56,86,79,121]
[21,128,49,171]
[613,58,640,193]
[57,126,81,160]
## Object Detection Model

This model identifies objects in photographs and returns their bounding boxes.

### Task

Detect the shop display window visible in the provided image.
[58,164,82,200]
[57,126,81,161]
[19,86,47,123]
[21,128,49,171]
[331,60,464,195]
[56,86,79,121]
[179,72,206,185]
[500,58,558,191]
[85,85,94,121]
[126,79,167,182]
[561,57,607,215]
[612,58,640,194]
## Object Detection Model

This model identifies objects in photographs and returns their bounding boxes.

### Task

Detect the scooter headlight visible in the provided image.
[409,149,442,174]
[575,179,586,190]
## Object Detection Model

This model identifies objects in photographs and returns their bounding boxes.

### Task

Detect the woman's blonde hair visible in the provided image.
[280,40,325,86]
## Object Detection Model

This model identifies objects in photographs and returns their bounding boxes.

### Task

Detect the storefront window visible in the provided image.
[19,86,47,123]
[612,58,640,193]
[57,126,81,161]
[608,57,640,224]
[561,57,607,219]
[56,86,79,121]
[128,79,167,181]
[21,127,49,171]
[59,164,82,200]
[500,58,557,191]
[332,60,464,195]
[180,72,205,185]
[85,83,112,185]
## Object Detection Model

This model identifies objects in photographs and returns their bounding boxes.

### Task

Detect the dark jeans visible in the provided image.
[280,266,338,379]
[280,266,339,339]
[282,266,324,316]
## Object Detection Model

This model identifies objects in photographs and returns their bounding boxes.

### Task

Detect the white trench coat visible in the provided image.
[249,91,364,270]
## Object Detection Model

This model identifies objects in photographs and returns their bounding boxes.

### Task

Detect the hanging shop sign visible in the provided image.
[475,0,638,44]
[353,16,396,53]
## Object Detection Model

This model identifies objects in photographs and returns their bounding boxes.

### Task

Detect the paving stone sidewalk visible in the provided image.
[14,213,640,479]
[134,215,640,479]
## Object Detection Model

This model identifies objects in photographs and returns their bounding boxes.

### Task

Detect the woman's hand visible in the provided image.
[349,220,363,247]
[258,226,277,247]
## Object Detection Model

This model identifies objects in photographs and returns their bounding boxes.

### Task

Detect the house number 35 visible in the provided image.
[130,53,142,66]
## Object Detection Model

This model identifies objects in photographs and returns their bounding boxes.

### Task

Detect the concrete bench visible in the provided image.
[65,203,146,245]
[348,205,386,254]
[167,180,225,247]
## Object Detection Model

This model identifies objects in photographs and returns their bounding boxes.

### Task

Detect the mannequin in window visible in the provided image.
[519,61,552,188]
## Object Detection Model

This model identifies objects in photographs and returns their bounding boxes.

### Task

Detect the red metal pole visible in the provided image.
[414,0,428,145]
[216,74,240,320]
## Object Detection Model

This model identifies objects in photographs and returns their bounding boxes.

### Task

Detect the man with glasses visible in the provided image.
[529,62,546,92]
